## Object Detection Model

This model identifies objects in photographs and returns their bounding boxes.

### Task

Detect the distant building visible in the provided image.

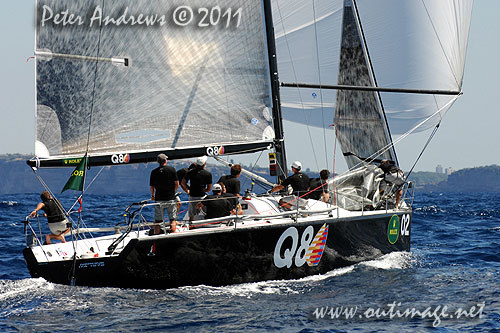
[436,164,443,174]
[445,167,455,175]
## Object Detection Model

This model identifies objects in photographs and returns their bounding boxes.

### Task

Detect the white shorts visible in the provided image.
[48,219,69,235]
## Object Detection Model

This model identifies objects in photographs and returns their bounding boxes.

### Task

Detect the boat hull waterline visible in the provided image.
[23,211,411,289]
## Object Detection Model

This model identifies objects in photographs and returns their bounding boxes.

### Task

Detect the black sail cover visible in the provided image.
[34,0,275,166]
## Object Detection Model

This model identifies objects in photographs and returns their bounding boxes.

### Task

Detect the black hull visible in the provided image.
[23,212,411,289]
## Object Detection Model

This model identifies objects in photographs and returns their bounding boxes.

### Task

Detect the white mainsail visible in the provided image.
[35,0,275,164]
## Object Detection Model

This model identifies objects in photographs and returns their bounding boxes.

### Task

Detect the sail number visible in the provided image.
[401,214,410,237]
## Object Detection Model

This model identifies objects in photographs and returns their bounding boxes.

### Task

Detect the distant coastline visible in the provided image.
[1,154,499,195]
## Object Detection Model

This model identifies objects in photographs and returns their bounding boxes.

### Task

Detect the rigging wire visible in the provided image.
[351,0,397,166]
[311,0,330,170]
[67,0,107,286]
[331,123,338,206]
[405,122,441,180]
[240,150,265,190]
[341,94,460,175]
[85,4,105,155]
[29,169,73,227]
[275,0,320,170]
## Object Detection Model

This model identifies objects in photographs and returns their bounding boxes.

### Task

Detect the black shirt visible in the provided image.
[177,168,189,183]
[379,161,400,174]
[222,193,238,209]
[305,178,327,200]
[202,194,233,219]
[150,165,178,201]
[185,167,212,197]
[282,172,310,195]
[218,175,240,195]
[42,198,65,223]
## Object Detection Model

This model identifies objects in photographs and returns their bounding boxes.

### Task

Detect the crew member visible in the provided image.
[270,161,310,210]
[150,153,179,234]
[306,169,330,202]
[30,191,70,244]
[176,163,196,212]
[217,164,242,196]
[181,156,212,223]
[379,160,405,208]
[218,182,243,215]
[197,184,235,220]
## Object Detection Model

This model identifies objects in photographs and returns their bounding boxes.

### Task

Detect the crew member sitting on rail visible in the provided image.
[270,161,310,210]
[197,184,235,221]
[30,191,70,244]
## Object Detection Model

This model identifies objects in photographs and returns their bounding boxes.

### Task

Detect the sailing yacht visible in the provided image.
[23,0,472,288]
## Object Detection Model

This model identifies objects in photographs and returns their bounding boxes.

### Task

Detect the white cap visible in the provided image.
[196,156,208,166]
[291,161,302,170]
[157,153,168,164]
[212,184,222,192]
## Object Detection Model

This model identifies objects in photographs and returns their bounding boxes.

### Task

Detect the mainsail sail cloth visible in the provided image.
[34,0,275,166]
[273,0,473,168]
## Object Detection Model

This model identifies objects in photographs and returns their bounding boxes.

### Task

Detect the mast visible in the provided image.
[263,0,287,182]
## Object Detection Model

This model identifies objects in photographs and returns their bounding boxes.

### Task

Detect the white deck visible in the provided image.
[28,195,407,264]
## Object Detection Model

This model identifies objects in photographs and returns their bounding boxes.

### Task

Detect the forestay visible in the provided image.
[34,0,275,166]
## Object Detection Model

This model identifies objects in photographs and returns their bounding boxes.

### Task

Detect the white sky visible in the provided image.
[0,1,498,173]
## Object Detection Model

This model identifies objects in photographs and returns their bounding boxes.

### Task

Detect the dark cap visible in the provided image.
[157,153,168,164]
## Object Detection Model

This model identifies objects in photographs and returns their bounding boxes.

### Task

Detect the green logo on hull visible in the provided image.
[388,215,400,244]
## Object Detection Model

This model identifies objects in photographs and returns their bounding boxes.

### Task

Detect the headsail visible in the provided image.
[335,0,396,168]
[33,0,276,167]
[273,0,473,168]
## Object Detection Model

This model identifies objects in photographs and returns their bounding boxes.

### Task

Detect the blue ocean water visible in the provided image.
[0,192,499,332]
